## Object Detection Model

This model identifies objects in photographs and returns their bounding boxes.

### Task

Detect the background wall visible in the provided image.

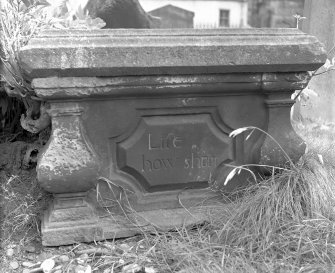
[140,0,248,28]
[298,0,335,123]
[248,0,304,28]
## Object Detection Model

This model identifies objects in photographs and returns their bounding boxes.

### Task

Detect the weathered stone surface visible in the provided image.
[260,73,310,166]
[19,29,326,246]
[117,114,231,192]
[37,104,100,193]
[31,74,262,99]
[20,28,326,79]
[42,191,221,246]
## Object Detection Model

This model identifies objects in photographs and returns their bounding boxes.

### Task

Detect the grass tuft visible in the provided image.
[215,154,335,271]
[0,171,51,245]
[134,124,335,272]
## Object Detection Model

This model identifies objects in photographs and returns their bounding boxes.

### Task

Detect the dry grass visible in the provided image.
[0,0,46,97]
[138,160,335,272]
[0,170,51,246]
[1,122,335,273]
[134,123,335,272]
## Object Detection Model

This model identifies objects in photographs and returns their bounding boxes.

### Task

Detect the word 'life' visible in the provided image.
[148,133,183,150]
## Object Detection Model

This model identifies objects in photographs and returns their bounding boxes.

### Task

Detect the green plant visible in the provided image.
[0,0,106,134]
[43,0,106,29]
[0,0,49,135]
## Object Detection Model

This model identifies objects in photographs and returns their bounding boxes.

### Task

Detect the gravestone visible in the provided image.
[19,28,326,246]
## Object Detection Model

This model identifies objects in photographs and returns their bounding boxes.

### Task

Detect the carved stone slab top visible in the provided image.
[19,28,326,79]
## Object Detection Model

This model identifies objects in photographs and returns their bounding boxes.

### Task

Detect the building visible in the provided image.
[139,0,249,28]
[248,0,305,28]
[149,5,195,28]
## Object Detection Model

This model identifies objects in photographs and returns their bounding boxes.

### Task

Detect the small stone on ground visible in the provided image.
[10,261,19,269]
[6,248,14,257]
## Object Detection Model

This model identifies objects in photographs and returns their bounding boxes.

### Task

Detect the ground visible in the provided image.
[1,119,335,273]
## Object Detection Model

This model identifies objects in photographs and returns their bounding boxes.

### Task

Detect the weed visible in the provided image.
[0,171,51,245]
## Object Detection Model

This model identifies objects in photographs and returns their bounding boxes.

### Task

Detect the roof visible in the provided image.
[149,4,195,17]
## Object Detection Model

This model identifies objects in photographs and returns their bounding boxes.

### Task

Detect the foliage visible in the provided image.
[44,0,106,30]
[0,0,105,91]
[0,0,106,134]
[293,13,306,29]
[0,0,44,96]
[0,0,47,134]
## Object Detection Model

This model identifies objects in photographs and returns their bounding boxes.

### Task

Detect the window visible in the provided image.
[219,9,230,27]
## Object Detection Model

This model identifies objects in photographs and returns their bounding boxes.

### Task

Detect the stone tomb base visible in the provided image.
[19,29,326,246]
[38,73,303,246]
[42,191,224,246]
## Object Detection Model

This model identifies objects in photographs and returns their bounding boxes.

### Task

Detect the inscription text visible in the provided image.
[141,133,218,172]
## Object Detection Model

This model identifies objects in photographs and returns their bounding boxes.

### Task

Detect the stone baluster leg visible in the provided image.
[37,102,101,245]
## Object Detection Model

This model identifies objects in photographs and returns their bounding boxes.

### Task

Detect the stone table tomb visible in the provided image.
[20,28,326,246]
